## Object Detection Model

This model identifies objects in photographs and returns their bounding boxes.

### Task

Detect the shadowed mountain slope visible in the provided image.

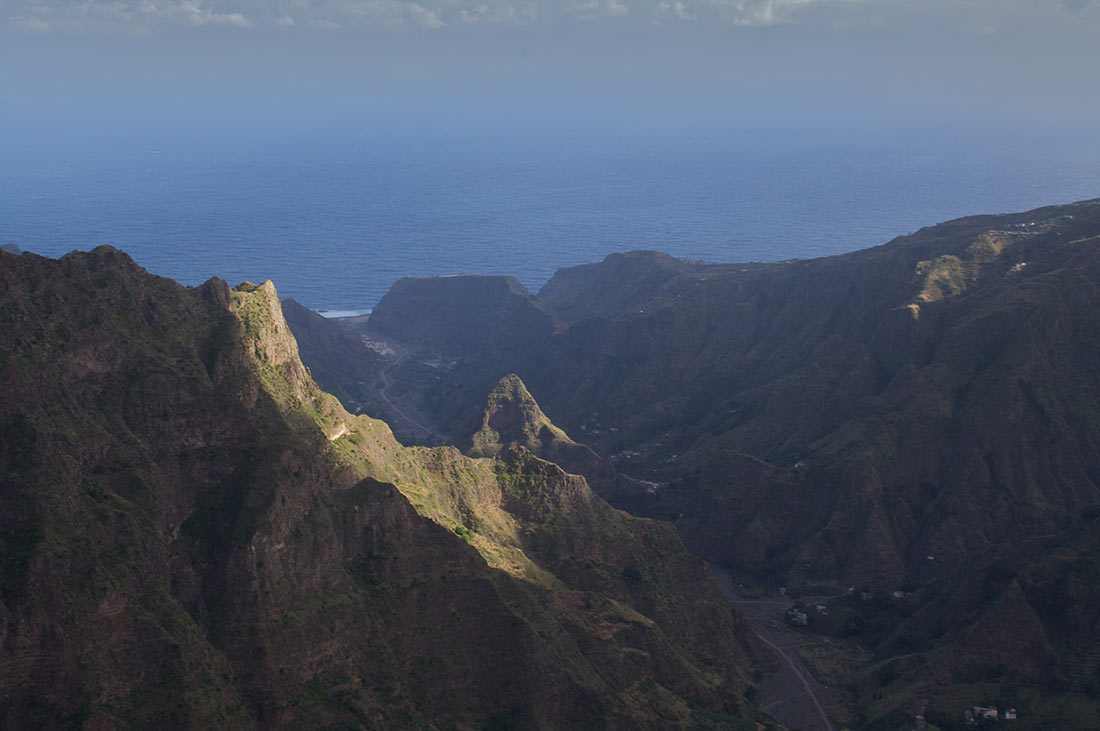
[537,250,701,326]
[367,274,560,358]
[280,298,384,416]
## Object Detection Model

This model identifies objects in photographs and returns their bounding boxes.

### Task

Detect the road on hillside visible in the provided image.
[709,563,843,731]
[376,359,439,440]
[363,334,449,443]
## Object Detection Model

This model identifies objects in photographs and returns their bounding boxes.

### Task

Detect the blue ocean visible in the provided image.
[3,113,1098,315]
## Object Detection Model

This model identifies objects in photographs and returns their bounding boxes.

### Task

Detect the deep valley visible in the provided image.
[286,198,1100,729]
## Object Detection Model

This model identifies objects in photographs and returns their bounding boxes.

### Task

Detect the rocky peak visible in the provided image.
[198,276,232,309]
[460,374,641,510]
[230,280,314,405]
[466,373,574,457]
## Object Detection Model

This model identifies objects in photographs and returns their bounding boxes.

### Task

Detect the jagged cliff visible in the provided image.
[0,247,764,729]
[458,374,652,515]
[293,198,1100,727]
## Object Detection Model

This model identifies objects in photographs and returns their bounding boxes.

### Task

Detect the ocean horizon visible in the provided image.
[4,115,1098,313]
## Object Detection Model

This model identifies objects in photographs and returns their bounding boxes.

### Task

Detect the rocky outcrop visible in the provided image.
[463,374,591,461]
[459,373,666,516]
[365,274,560,357]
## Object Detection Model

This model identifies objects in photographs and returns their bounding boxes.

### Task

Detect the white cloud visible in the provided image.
[290,0,450,29]
[204,10,251,26]
[705,0,816,26]
[2,0,258,33]
[134,1,252,27]
[11,16,53,33]
[454,3,537,23]
[456,4,488,21]
[3,0,1099,35]
[405,2,445,27]
[657,1,696,20]
[570,0,630,18]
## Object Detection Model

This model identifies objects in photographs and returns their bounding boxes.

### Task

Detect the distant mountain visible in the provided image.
[368,274,560,358]
[293,198,1100,727]
[537,250,700,325]
[0,248,764,728]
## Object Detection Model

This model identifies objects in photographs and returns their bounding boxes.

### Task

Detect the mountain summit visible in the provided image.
[466,374,581,456]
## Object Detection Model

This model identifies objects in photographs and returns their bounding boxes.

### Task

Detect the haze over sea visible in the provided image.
[4,109,1098,315]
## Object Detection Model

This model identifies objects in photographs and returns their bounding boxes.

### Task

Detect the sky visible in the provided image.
[3,0,1100,136]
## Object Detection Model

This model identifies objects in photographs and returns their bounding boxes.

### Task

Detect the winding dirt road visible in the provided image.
[364,335,448,443]
[376,362,440,440]
[708,563,840,731]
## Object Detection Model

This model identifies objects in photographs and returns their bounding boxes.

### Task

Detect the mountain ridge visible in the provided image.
[0,246,764,728]
[288,197,1100,727]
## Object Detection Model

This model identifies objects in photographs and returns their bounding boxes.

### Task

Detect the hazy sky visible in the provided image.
[3,0,1097,35]
[3,0,1099,133]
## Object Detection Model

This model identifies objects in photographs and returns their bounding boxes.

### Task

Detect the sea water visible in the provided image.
[3,114,1098,314]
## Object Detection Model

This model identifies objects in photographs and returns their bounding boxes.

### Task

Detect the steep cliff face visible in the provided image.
[0,246,761,729]
[366,274,560,358]
[280,298,384,416]
[299,198,1100,725]
[536,204,1100,588]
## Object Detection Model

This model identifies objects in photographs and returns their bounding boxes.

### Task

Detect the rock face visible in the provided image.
[0,247,762,729]
[297,199,1100,726]
[537,250,700,325]
[367,274,560,358]
[460,374,654,515]
[464,374,591,460]
[280,298,384,415]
